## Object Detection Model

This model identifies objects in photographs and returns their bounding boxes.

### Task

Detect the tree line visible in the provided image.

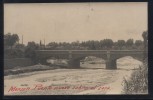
[45,39,143,50]
[4,32,146,59]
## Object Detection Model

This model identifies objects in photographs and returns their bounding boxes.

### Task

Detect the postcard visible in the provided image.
[4,2,148,95]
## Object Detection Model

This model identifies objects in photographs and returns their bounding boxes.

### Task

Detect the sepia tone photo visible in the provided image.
[4,2,148,95]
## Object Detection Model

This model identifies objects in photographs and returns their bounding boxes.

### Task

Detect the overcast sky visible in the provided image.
[4,2,147,45]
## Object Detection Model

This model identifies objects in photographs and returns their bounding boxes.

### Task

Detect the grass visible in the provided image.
[122,61,148,94]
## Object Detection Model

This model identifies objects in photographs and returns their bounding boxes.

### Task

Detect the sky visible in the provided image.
[4,2,147,45]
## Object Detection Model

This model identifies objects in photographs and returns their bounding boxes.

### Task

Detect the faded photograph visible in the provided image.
[4,2,148,95]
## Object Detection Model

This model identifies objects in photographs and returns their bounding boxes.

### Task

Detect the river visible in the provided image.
[4,56,142,95]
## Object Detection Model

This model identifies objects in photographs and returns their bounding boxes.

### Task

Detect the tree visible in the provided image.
[117,40,126,49]
[135,40,143,47]
[25,42,39,59]
[90,42,96,50]
[85,40,95,50]
[102,39,114,49]
[71,40,80,46]
[47,42,58,49]
[142,31,148,49]
[14,44,25,49]
[4,33,19,48]
[126,39,134,49]
[94,41,100,50]
[142,31,148,61]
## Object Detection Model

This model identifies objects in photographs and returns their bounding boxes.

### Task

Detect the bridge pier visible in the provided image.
[106,59,117,69]
[68,59,80,68]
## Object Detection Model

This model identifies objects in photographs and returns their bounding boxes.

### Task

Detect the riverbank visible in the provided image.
[4,56,142,95]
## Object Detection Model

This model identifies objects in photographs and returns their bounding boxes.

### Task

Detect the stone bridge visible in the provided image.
[35,50,146,69]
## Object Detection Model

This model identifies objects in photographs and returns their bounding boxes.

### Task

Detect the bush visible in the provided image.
[122,62,148,94]
[4,48,25,59]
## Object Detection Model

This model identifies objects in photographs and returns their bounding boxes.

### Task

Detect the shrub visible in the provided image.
[122,62,148,94]
[4,48,25,59]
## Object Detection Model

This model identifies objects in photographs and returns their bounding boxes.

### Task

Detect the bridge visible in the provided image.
[35,50,146,69]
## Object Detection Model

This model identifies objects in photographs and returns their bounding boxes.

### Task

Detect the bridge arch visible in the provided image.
[111,55,144,62]
[72,55,107,61]
[105,54,144,69]
[68,54,107,68]
[116,56,143,70]
[68,56,106,68]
